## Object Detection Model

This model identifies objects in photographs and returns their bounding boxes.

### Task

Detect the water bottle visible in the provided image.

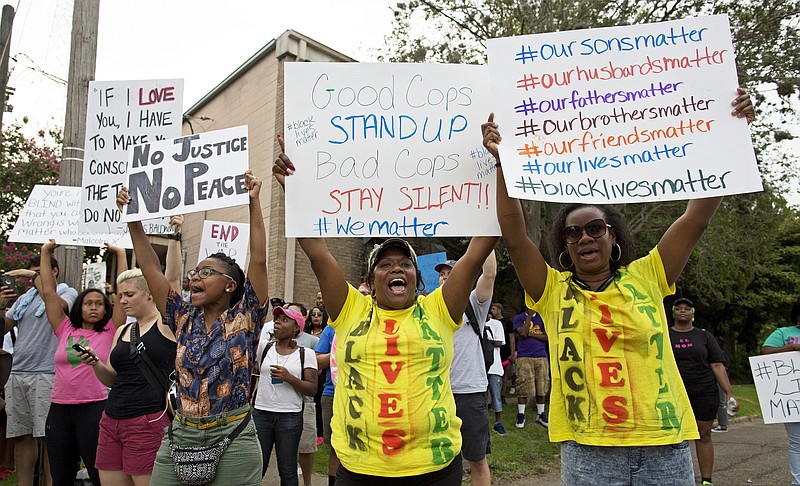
[726,396,738,416]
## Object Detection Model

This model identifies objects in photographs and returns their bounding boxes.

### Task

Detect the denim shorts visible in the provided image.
[560,440,694,486]
[487,374,503,412]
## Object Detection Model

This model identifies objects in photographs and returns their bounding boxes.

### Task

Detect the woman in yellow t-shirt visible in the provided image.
[272,135,497,486]
[481,88,754,486]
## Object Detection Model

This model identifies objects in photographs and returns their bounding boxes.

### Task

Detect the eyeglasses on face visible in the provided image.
[562,218,611,244]
[186,267,234,281]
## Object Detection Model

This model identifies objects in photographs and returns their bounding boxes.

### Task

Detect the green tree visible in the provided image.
[0,122,62,272]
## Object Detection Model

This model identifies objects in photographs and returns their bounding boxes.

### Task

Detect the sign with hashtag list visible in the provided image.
[749,352,800,424]
[283,63,498,237]
[487,14,761,203]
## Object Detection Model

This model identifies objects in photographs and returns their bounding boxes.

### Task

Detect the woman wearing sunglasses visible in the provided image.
[115,169,269,486]
[305,305,328,338]
[273,136,498,485]
[482,87,755,486]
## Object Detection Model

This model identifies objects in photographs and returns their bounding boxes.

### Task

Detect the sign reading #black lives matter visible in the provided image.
[121,126,250,222]
[487,15,761,203]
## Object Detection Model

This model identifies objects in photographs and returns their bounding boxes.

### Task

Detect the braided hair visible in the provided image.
[207,252,245,305]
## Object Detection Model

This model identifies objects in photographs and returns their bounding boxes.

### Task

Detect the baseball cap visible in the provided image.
[673,297,694,308]
[435,259,458,273]
[367,238,418,274]
[273,306,305,333]
[270,297,285,308]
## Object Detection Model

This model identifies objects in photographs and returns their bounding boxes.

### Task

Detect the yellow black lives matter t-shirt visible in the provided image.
[527,248,699,446]
[330,285,461,476]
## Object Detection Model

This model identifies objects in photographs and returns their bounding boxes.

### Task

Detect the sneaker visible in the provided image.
[701,481,714,486]
[493,422,507,435]
[516,413,525,428]
[536,412,549,427]
[711,425,728,433]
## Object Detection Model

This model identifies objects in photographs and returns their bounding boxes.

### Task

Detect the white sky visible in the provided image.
[5,0,395,133]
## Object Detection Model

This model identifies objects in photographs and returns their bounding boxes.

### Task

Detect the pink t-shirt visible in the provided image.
[51,316,116,404]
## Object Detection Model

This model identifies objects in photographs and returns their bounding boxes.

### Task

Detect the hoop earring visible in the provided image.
[558,251,573,269]
[611,243,622,262]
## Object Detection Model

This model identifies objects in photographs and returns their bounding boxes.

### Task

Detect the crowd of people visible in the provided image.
[0,86,790,486]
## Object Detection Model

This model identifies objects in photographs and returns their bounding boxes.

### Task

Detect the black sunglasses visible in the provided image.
[311,312,323,317]
[562,218,611,244]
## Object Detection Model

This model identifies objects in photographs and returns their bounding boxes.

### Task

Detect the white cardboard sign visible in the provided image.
[283,62,499,238]
[197,220,250,268]
[80,79,184,233]
[749,351,800,424]
[487,15,761,203]
[121,126,250,222]
[9,185,132,248]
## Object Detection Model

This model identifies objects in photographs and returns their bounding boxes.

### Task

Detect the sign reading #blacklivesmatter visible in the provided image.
[487,14,761,203]
[121,125,250,222]
[80,79,184,234]
[749,352,800,424]
[283,63,499,238]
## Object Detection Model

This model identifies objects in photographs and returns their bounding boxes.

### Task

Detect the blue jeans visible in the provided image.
[786,422,800,485]
[560,441,694,486]
[488,374,503,413]
[253,409,303,485]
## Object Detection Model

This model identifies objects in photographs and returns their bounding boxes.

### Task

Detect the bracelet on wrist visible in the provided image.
[166,232,182,241]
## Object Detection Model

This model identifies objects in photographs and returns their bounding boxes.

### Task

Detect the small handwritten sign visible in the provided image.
[749,352,800,424]
[197,220,250,267]
[487,15,760,203]
[121,126,250,222]
[80,79,183,234]
[284,63,498,237]
[9,185,132,248]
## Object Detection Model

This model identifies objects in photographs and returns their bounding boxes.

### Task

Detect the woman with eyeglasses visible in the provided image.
[482,88,755,486]
[273,136,498,486]
[115,169,269,486]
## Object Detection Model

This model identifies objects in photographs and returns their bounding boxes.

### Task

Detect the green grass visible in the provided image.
[731,383,761,418]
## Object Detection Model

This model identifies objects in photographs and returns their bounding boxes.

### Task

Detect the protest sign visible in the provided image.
[121,126,250,222]
[81,262,107,292]
[418,251,446,294]
[283,63,498,237]
[749,351,800,424]
[80,79,183,234]
[9,185,132,248]
[487,14,761,203]
[197,220,250,267]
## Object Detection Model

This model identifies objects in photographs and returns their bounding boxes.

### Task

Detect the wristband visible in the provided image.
[166,232,182,241]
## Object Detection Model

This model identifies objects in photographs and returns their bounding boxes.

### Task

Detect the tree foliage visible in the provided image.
[0,122,62,272]
[382,0,800,378]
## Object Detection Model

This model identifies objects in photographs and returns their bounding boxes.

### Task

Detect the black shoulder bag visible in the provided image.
[465,303,494,372]
[129,321,176,418]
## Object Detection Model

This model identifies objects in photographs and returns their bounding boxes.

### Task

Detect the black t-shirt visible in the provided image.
[669,327,725,395]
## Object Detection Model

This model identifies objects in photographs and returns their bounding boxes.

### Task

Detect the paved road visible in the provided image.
[262,416,793,485]
[507,416,792,486]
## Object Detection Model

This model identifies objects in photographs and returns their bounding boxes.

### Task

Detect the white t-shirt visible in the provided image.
[253,345,317,412]
[485,318,505,376]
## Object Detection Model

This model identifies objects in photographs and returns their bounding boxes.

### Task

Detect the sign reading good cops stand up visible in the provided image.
[283,62,498,238]
[121,126,250,222]
[487,15,761,203]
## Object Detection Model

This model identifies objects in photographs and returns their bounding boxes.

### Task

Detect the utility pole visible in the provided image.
[57,0,99,289]
[0,4,14,133]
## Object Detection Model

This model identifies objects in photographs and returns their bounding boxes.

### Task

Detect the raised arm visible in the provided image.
[658,88,755,285]
[106,242,129,328]
[244,171,268,305]
[39,240,68,332]
[474,250,497,304]
[441,236,498,323]
[116,189,172,315]
[273,135,348,320]
[483,113,549,301]
[164,215,184,294]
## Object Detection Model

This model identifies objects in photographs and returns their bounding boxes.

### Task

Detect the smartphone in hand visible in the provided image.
[71,343,96,359]
[0,274,17,297]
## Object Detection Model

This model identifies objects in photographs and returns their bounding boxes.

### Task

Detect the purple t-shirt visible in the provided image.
[512,311,547,358]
